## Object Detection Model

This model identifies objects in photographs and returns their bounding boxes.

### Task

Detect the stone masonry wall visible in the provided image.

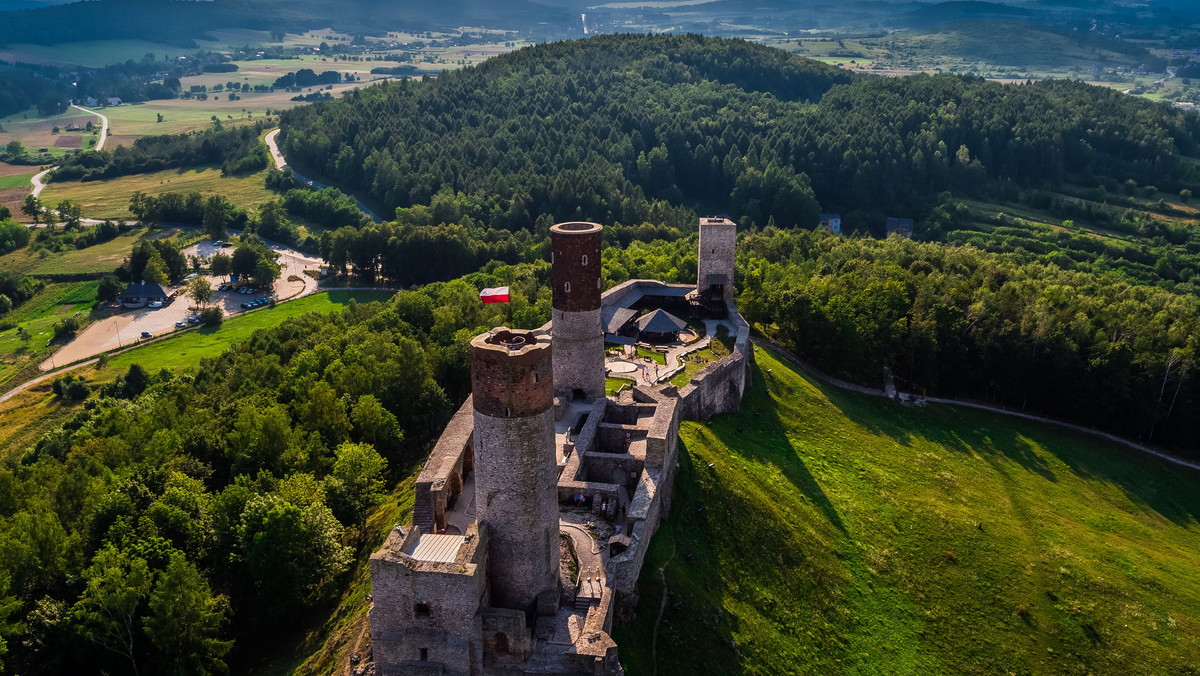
[697,218,737,300]
[473,407,560,613]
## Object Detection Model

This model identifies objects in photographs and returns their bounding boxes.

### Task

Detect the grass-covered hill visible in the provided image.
[615,346,1200,674]
[281,33,1200,230]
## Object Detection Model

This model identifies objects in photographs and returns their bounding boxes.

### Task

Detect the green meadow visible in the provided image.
[93,289,395,381]
[616,346,1200,675]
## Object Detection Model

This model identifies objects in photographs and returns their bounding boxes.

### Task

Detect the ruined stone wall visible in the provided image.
[677,304,752,421]
[370,526,489,676]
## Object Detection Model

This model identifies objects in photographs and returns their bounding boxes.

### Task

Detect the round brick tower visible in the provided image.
[470,328,559,613]
[550,221,605,402]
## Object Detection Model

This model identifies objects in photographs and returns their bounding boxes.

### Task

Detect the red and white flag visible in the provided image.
[480,286,510,304]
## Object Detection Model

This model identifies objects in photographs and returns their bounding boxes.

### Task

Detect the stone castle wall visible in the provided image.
[677,304,752,420]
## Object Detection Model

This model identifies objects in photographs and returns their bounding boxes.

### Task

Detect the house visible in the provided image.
[119,280,171,308]
[885,217,914,239]
[81,96,98,107]
[819,213,842,235]
[106,97,122,107]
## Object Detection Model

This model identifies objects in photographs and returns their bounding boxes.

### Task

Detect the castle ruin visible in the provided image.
[370,217,750,675]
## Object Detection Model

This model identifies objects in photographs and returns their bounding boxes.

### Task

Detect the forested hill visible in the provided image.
[280,33,1200,231]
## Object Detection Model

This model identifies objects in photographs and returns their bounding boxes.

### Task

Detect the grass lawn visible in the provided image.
[670,345,718,388]
[92,290,395,382]
[40,166,278,219]
[636,346,666,365]
[606,376,635,396]
[614,346,1200,674]
[0,281,98,388]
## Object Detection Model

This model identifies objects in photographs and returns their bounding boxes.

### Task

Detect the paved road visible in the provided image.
[264,127,382,223]
[28,104,109,201]
[71,104,109,151]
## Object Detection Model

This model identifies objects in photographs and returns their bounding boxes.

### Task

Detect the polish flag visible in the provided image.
[480,286,510,304]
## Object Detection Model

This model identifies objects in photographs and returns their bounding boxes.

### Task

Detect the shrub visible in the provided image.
[200,306,223,327]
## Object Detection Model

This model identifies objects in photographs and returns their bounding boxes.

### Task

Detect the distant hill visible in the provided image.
[900,1,1042,28]
[896,18,1153,68]
[0,0,574,47]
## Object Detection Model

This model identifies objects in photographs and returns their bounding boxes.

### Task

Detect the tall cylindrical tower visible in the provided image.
[697,217,737,300]
[550,221,605,402]
[470,328,559,613]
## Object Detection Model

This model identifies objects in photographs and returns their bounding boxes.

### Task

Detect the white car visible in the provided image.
[148,301,163,308]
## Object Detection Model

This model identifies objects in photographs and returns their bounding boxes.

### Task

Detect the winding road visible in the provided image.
[29,103,109,201]
[264,128,382,223]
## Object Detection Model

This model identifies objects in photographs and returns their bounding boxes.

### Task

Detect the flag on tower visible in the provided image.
[480,286,510,304]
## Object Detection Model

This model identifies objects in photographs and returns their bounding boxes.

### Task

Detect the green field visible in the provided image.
[40,166,278,219]
[93,289,396,381]
[0,281,98,388]
[615,346,1200,674]
[0,173,34,190]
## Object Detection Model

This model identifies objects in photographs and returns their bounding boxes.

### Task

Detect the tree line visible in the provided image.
[735,228,1200,452]
[49,124,271,183]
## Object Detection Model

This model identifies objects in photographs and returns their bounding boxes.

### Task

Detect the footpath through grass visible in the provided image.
[615,346,1200,675]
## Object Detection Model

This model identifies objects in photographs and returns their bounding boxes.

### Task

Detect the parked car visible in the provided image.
[241,302,251,309]
[148,301,163,308]
[140,331,152,339]
[175,321,186,328]
[188,316,201,324]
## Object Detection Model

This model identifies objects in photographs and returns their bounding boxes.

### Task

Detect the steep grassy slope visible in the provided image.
[615,346,1200,674]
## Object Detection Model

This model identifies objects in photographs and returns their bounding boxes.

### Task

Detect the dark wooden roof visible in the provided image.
[636,308,687,334]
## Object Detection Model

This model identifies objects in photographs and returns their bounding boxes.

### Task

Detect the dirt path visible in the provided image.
[650,544,677,676]
[753,337,1200,473]
[344,614,369,676]
[0,358,98,404]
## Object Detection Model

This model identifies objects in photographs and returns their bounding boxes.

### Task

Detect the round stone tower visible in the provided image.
[697,216,737,301]
[470,328,559,613]
[550,221,605,402]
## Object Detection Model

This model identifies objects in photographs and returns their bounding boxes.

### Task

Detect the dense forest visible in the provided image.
[281,34,1200,233]
[279,34,1200,449]
[0,269,553,673]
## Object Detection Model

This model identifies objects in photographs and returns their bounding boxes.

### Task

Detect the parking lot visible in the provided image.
[40,237,324,371]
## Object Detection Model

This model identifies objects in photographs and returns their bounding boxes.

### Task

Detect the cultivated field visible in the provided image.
[0,106,103,157]
[39,166,278,219]
[615,347,1200,674]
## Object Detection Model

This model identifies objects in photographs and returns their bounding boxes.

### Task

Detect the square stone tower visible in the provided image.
[550,221,606,402]
[697,217,737,300]
[470,328,560,614]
